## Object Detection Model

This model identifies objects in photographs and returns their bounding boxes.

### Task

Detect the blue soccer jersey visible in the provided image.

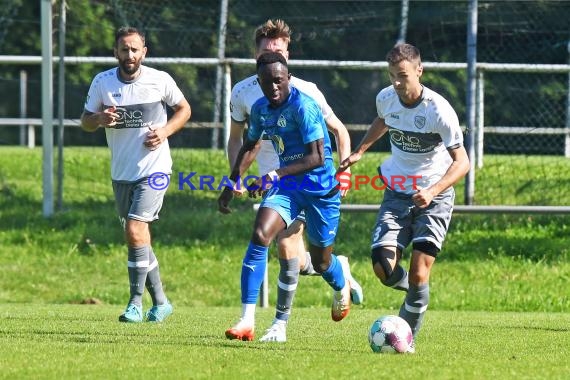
[248,87,337,196]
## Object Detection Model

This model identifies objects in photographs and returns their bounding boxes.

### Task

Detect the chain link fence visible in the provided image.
[0,0,569,207]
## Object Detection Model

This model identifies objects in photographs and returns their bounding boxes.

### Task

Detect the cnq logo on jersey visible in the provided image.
[114,107,150,129]
[389,129,421,152]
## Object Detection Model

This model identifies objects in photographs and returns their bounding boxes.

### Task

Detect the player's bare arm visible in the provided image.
[325,114,352,196]
[218,137,260,214]
[227,119,262,175]
[412,145,470,208]
[145,99,191,150]
[80,106,120,132]
[338,116,388,172]
[248,139,325,198]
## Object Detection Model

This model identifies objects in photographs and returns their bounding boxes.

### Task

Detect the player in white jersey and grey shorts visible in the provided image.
[222,19,363,343]
[81,26,191,324]
[339,43,470,352]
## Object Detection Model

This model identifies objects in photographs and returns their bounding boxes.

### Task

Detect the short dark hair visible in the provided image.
[115,26,145,47]
[386,43,421,66]
[256,52,288,71]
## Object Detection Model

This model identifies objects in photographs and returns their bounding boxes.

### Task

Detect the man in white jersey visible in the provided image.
[81,26,191,323]
[224,19,363,343]
[339,43,469,352]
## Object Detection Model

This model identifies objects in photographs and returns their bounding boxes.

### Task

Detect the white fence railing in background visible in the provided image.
[2,55,570,157]
[1,55,569,217]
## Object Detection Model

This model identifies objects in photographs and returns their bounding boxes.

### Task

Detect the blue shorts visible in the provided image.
[260,186,340,247]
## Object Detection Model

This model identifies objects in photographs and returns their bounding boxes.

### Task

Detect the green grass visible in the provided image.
[0,147,569,378]
[1,304,569,380]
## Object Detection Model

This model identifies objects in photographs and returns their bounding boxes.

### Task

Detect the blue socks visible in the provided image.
[241,242,269,304]
[321,254,346,291]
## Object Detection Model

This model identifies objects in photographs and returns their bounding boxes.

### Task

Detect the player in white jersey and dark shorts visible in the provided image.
[223,19,363,343]
[81,26,191,323]
[339,43,470,352]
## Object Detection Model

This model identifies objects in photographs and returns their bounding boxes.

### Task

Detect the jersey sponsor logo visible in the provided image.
[390,113,400,119]
[389,128,442,153]
[112,102,160,129]
[282,152,304,162]
[414,115,426,129]
[112,93,121,98]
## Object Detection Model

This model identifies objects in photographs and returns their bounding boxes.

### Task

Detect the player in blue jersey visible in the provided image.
[218,52,354,341]
[339,43,470,352]
[227,19,362,343]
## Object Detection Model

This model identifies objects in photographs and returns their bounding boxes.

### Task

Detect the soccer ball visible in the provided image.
[368,315,414,353]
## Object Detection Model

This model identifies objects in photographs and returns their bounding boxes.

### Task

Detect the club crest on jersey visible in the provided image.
[414,115,426,129]
[277,114,287,128]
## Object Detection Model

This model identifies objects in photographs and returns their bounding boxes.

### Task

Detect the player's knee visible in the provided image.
[276,235,298,259]
[251,226,273,247]
[125,219,149,246]
[371,248,396,286]
[409,241,439,284]
[408,262,432,285]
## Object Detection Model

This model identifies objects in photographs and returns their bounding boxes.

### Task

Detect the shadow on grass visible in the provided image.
[0,186,256,254]
[2,182,569,263]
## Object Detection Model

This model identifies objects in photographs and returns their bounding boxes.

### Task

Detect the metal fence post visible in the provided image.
[464,0,478,205]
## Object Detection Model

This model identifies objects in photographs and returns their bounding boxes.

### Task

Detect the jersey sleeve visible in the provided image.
[162,72,185,107]
[230,85,247,123]
[83,73,104,113]
[297,99,325,144]
[304,83,333,120]
[434,100,463,149]
[375,90,386,119]
[246,104,263,141]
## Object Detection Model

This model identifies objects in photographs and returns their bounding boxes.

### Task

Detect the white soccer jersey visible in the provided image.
[230,74,334,175]
[84,65,185,182]
[376,85,463,194]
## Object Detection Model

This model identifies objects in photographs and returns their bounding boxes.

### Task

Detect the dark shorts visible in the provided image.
[112,176,169,228]
[371,187,455,252]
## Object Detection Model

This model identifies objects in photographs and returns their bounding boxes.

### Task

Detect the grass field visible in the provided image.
[1,147,569,379]
[1,304,569,380]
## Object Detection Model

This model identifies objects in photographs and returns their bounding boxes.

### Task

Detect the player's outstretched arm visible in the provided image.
[218,137,259,214]
[325,114,352,197]
[227,119,262,176]
[338,117,388,172]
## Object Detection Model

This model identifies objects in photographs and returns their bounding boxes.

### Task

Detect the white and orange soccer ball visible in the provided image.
[368,315,414,353]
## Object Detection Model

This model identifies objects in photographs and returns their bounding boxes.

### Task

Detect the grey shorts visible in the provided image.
[371,187,455,253]
[112,176,169,228]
